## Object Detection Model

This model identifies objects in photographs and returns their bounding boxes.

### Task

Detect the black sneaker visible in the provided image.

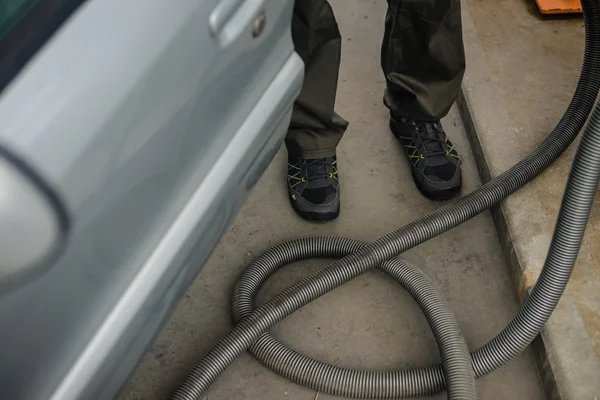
[287,155,340,222]
[390,115,462,200]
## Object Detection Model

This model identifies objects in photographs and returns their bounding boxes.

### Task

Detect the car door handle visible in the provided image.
[209,0,245,36]
[209,0,266,46]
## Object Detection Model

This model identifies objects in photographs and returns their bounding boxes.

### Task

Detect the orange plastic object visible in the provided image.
[535,0,583,14]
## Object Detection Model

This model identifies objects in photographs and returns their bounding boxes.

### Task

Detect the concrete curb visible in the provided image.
[458,3,600,399]
[457,88,562,400]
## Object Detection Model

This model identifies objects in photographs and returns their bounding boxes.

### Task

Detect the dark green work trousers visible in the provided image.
[286,0,465,159]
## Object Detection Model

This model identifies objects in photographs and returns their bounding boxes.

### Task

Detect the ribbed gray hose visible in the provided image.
[172,0,600,398]
[232,239,475,399]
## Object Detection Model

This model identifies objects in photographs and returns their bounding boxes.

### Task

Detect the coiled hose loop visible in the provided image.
[232,238,475,399]
[172,0,600,398]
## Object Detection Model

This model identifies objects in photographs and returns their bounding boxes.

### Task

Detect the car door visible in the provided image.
[0,0,302,399]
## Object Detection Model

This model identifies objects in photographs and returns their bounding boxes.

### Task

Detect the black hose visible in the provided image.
[172,0,600,398]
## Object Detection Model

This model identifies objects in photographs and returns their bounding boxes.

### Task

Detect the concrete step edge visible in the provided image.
[458,3,600,399]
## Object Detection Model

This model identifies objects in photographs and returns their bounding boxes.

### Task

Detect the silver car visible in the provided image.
[0,0,302,399]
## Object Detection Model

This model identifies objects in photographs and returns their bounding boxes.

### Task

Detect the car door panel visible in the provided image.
[61,56,303,400]
[0,0,301,399]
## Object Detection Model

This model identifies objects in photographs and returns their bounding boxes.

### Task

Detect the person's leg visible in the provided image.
[286,0,348,221]
[382,0,465,200]
[382,0,465,120]
[287,0,347,158]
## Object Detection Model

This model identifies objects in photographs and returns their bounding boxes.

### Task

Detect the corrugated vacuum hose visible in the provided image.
[172,0,600,398]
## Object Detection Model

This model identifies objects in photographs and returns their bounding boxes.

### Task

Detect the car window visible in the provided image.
[0,0,38,39]
[0,0,86,95]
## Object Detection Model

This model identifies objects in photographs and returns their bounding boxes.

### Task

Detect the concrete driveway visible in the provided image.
[121,1,546,399]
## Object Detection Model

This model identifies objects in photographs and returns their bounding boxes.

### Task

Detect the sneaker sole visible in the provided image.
[288,194,340,222]
[390,119,462,201]
[412,170,462,201]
